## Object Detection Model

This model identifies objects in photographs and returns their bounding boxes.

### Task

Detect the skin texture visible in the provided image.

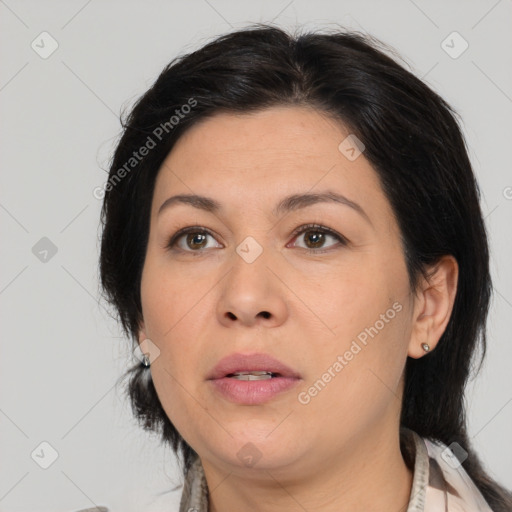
[138,106,458,512]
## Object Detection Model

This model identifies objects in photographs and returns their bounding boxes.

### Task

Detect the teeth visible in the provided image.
[228,371,275,381]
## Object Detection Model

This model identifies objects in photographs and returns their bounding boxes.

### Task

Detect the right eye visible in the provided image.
[166,226,223,253]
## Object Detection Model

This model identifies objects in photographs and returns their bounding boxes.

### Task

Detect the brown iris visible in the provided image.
[303,230,325,249]
[186,233,208,250]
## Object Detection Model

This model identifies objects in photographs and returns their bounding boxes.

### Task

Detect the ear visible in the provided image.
[408,255,458,358]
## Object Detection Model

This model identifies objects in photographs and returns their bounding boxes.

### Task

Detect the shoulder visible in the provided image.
[404,428,494,512]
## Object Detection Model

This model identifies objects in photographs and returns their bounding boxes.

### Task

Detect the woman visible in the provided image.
[98,24,512,511]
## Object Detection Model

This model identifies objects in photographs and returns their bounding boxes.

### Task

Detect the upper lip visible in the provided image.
[207,353,301,380]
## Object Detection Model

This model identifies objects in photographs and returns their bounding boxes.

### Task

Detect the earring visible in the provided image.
[421,343,430,353]
[142,353,151,367]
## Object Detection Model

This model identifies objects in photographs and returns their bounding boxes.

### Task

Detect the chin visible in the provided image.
[213,434,300,471]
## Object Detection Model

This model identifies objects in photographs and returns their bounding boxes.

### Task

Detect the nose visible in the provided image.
[216,242,288,328]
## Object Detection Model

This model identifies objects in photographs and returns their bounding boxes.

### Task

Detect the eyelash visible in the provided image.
[165,223,348,255]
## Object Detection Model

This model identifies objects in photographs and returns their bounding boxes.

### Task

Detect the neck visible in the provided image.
[202,423,414,512]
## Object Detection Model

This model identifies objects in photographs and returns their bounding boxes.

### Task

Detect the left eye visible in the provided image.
[289,224,347,253]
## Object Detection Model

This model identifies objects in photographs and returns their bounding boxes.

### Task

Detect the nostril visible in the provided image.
[259,311,271,319]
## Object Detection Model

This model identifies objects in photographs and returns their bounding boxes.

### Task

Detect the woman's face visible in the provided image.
[139,106,418,475]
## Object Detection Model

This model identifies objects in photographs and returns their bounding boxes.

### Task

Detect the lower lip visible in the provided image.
[209,376,301,405]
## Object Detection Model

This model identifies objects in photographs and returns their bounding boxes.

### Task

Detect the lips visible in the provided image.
[207,353,301,380]
[207,352,302,405]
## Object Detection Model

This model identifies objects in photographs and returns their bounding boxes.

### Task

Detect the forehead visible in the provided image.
[161,106,348,172]
[151,106,391,222]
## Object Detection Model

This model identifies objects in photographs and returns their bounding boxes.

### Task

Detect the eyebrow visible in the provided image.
[157,190,372,225]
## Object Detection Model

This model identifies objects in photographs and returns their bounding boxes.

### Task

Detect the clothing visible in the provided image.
[179,428,494,511]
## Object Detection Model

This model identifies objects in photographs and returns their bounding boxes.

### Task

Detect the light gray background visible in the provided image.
[1,1,511,511]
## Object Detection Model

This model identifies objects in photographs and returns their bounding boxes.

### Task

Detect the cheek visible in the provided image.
[293,265,410,419]
[295,257,405,345]
[140,252,224,377]
[140,264,209,442]
[139,263,204,398]
[140,256,205,338]
[296,309,409,447]
[149,362,210,454]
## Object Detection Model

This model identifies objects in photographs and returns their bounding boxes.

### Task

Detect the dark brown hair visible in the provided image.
[98,24,511,510]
